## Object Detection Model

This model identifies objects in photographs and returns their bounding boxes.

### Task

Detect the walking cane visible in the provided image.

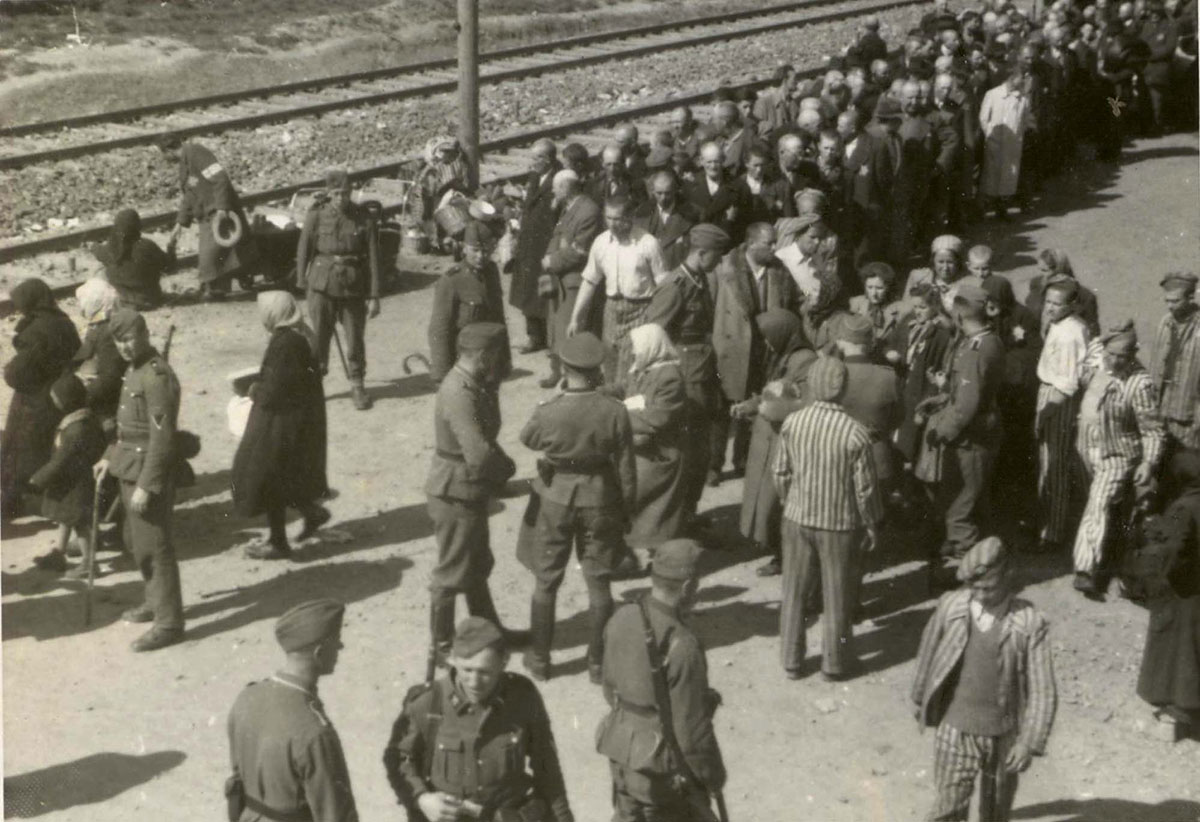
[83,482,101,627]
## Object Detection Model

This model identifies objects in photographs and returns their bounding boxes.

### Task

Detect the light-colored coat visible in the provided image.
[979,83,1034,198]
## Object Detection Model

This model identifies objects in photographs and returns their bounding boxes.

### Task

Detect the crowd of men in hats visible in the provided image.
[3,0,1200,819]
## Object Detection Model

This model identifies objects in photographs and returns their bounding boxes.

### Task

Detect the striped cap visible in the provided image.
[808,354,847,402]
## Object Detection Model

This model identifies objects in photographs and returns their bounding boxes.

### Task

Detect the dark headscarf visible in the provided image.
[106,209,142,264]
[50,373,88,414]
[756,309,807,377]
[10,278,56,317]
[1167,449,1200,490]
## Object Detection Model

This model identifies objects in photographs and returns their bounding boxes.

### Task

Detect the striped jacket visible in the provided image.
[1149,307,1199,427]
[772,401,883,531]
[1077,351,1165,469]
[911,589,1057,755]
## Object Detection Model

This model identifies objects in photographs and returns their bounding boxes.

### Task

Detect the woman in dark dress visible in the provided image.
[232,291,330,559]
[1,279,82,521]
[71,278,127,433]
[93,209,173,310]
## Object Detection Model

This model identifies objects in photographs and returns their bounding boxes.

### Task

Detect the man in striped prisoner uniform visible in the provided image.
[772,355,883,681]
[1033,280,1091,552]
[1071,321,1165,598]
[1149,272,1200,453]
[912,538,1057,822]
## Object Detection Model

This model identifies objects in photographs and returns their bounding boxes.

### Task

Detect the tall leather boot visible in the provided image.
[523,593,557,681]
[430,592,457,669]
[466,582,530,647]
[585,577,614,685]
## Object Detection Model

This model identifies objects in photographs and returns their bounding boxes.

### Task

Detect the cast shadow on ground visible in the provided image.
[1011,797,1200,821]
[3,750,186,819]
[325,368,534,403]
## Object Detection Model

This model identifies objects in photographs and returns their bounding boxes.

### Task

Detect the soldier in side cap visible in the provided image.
[912,538,1057,822]
[921,283,1005,579]
[227,599,359,822]
[93,308,184,652]
[597,539,727,822]
[517,332,637,682]
[298,169,381,411]
[645,223,730,514]
[425,323,525,667]
[1149,272,1200,452]
[428,220,511,384]
[384,616,575,822]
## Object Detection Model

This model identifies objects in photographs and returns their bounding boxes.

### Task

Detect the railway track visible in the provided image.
[0,0,894,170]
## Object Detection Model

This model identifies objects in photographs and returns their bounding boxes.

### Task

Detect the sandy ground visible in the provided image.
[2,132,1199,821]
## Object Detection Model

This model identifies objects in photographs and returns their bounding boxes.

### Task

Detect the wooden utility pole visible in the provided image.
[457,0,480,190]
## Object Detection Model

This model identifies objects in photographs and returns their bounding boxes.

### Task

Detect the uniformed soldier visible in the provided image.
[516,332,637,683]
[428,221,511,384]
[158,137,257,299]
[93,308,184,652]
[426,323,525,664]
[924,283,1005,573]
[383,617,575,822]
[644,223,731,518]
[297,169,381,411]
[597,538,726,822]
[227,599,359,822]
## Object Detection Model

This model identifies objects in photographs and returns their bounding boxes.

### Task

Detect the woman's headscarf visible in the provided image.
[76,278,121,324]
[106,209,141,264]
[1039,247,1076,279]
[424,135,460,165]
[10,278,57,318]
[257,290,306,333]
[628,324,679,374]
[930,234,965,259]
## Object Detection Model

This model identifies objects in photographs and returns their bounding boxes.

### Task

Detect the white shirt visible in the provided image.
[706,176,721,196]
[581,226,667,299]
[1037,314,1091,396]
[844,136,859,163]
[775,243,822,301]
[746,176,762,195]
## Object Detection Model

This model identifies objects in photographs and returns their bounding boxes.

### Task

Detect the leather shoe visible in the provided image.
[245,542,292,561]
[518,341,546,355]
[705,469,721,487]
[351,384,373,411]
[785,668,805,681]
[538,374,562,389]
[131,627,184,653]
[122,606,155,623]
[297,506,332,541]
[821,669,854,682]
[1073,571,1103,600]
[756,558,782,577]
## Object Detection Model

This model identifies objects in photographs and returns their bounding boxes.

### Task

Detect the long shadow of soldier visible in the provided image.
[1011,797,1200,821]
[3,750,186,819]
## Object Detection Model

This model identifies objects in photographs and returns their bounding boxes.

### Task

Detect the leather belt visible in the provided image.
[550,457,610,474]
[608,294,651,303]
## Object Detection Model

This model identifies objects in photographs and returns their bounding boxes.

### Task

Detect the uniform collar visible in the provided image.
[131,346,160,368]
[271,672,318,699]
[447,671,507,715]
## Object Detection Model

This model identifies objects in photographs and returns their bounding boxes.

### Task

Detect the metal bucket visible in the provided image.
[402,226,429,255]
[434,197,470,236]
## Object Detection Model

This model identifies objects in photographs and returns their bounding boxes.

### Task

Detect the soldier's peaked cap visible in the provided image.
[954,282,989,307]
[457,322,506,353]
[108,307,147,339]
[1161,272,1198,292]
[275,599,345,652]
[558,332,606,369]
[653,538,705,580]
[452,616,505,658]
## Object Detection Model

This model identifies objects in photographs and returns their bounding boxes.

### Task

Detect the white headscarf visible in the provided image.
[628,324,679,374]
[76,278,121,324]
[257,290,306,332]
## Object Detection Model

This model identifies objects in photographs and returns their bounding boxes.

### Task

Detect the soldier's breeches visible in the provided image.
[516,495,624,585]
[427,495,495,593]
[929,724,1018,822]
[120,480,183,631]
[780,521,863,676]
[610,762,710,822]
[936,443,995,558]
[307,291,367,381]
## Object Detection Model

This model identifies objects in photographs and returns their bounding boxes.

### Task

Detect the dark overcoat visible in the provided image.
[509,167,560,318]
[30,410,107,527]
[620,362,688,549]
[231,327,328,516]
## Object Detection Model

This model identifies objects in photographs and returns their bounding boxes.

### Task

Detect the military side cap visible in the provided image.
[457,322,506,353]
[108,307,147,340]
[452,616,504,657]
[653,538,704,580]
[325,169,351,190]
[953,282,988,307]
[559,332,606,369]
[808,354,847,402]
[275,599,345,652]
[688,223,732,253]
[956,536,1007,583]
[875,96,903,121]
[836,312,874,346]
[1160,271,1198,292]
[463,219,495,247]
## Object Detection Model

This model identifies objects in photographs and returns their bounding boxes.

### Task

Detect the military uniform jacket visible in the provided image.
[427,261,508,383]
[102,348,179,494]
[297,200,381,299]
[598,598,726,791]
[383,672,574,822]
[228,675,359,822]
[521,388,636,511]
[425,365,515,503]
[175,142,240,226]
[928,328,1005,446]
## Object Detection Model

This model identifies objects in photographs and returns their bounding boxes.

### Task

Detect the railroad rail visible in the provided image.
[0,0,899,170]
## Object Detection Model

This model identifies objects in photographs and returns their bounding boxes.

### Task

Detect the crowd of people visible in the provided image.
[3,0,1199,819]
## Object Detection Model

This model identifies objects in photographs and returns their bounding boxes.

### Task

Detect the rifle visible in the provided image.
[162,324,176,362]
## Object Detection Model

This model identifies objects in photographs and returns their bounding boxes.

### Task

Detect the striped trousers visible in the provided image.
[600,296,650,384]
[929,723,1019,822]
[1035,385,1080,544]
[1072,429,1135,575]
[780,521,863,675]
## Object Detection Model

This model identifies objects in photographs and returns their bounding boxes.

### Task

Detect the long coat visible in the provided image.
[1,306,81,515]
[543,194,603,348]
[979,84,1034,198]
[232,327,328,516]
[619,362,688,549]
[1137,486,1200,713]
[509,167,560,318]
[29,410,107,527]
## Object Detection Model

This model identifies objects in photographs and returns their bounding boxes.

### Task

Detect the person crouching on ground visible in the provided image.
[912,537,1057,822]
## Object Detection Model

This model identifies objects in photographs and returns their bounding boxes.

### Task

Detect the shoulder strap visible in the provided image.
[637,596,706,792]
[422,681,444,784]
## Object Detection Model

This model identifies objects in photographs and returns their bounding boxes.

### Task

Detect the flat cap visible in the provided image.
[688,223,732,253]
[452,616,505,658]
[645,145,673,169]
[325,169,351,190]
[275,599,345,652]
[559,331,606,369]
[1100,318,1138,354]
[956,536,1007,583]
[836,312,875,346]
[108,307,148,339]
[1160,271,1198,292]
[808,353,847,402]
[457,322,507,353]
[653,538,704,580]
[875,96,903,121]
[462,220,495,248]
[953,282,989,308]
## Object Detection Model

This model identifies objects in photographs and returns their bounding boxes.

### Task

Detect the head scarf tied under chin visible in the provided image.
[107,209,142,264]
[628,323,679,374]
[76,278,121,324]
[424,135,460,165]
[257,290,306,333]
[1041,247,1075,279]
[10,278,57,318]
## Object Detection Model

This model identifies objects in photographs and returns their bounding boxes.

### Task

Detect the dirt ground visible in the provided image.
[2,132,1199,821]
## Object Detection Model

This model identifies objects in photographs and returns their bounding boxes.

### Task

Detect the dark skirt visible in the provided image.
[740,415,782,548]
[629,442,687,551]
[1,391,59,513]
[231,405,327,516]
[1138,594,1200,713]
